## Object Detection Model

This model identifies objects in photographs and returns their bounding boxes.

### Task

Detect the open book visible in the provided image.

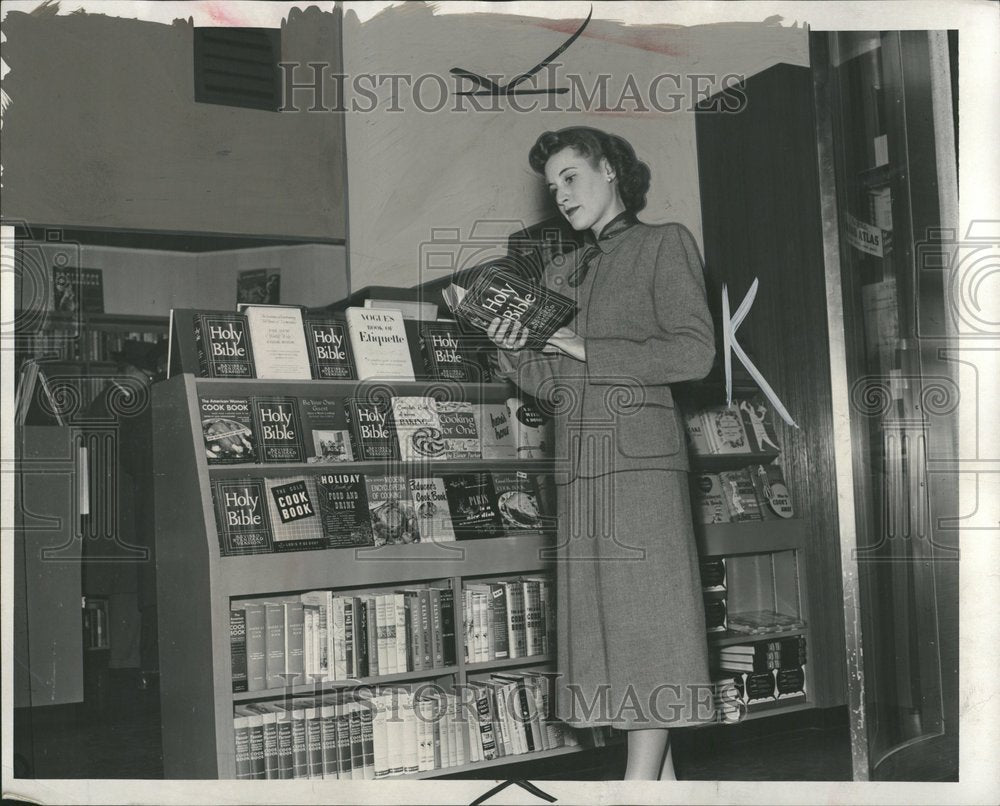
[442,269,576,352]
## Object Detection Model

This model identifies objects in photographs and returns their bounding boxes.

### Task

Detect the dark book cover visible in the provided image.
[699,557,727,591]
[354,599,370,679]
[744,671,777,703]
[417,320,490,382]
[778,635,807,668]
[749,463,794,520]
[194,312,256,378]
[316,472,375,549]
[335,707,352,778]
[233,714,252,779]
[439,587,456,667]
[491,471,544,532]
[231,608,248,693]
[304,318,356,380]
[737,394,782,454]
[442,473,503,540]
[52,266,104,313]
[299,397,355,464]
[266,704,295,779]
[201,396,256,464]
[418,589,433,670]
[237,268,281,305]
[244,703,279,779]
[303,703,324,779]
[719,469,764,522]
[344,397,399,462]
[358,702,375,779]
[704,597,728,632]
[347,703,365,779]
[319,704,340,779]
[488,583,510,659]
[343,599,354,679]
[365,474,421,546]
[775,666,806,697]
[252,396,305,463]
[264,476,326,553]
[445,269,576,352]
[212,479,273,556]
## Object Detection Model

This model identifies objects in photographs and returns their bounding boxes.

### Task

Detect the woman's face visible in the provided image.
[544,146,625,236]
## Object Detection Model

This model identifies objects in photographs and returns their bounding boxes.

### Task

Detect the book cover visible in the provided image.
[692,474,732,524]
[738,395,782,454]
[365,474,421,546]
[719,469,764,522]
[704,596,728,633]
[283,602,306,684]
[443,269,576,352]
[488,583,510,660]
[194,313,255,378]
[344,397,399,462]
[236,268,280,305]
[492,471,544,532]
[345,307,415,380]
[439,587,456,666]
[774,665,807,699]
[304,317,356,380]
[391,396,446,462]
[701,406,752,454]
[264,476,326,552]
[52,266,104,313]
[299,397,355,464]
[684,412,711,455]
[429,588,444,667]
[200,396,256,464]
[418,320,489,382]
[749,463,794,519]
[436,400,481,460]
[505,397,552,459]
[243,305,312,380]
[700,557,727,591]
[264,602,286,689]
[252,396,306,463]
[353,597,369,678]
[299,590,332,681]
[230,608,248,693]
[212,478,273,556]
[244,602,267,691]
[442,473,503,540]
[316,472,375,548]
[408,476,457,543]
[475,403,517,459]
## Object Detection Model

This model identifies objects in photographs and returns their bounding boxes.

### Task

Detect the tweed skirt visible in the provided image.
[550,468,715,729]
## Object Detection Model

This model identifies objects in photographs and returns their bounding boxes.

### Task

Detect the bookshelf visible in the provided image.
[152,371,602,780]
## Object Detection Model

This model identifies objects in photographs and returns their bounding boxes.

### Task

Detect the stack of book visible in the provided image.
[700,558,728,634]
[230,584,457,693]
[712,635,808,720]
[684,396,782,456]
[691,464,794,524]
[463,577,553,663]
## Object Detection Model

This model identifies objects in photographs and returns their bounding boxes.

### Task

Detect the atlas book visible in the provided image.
[365,474,421,546]
[252,396,306,463]
[200,396,256,464]
[345,307,415,380]
[408,476,457,543]
[212,478,273,556]
[193,312,256,377]
[442,268,576,352]
[264,475,327,552]
[435,400,481,460]
[315,472,375,549]
[299,397,355,464]
[344,397,399,461]
[475,403,517,459]
[242,304,312,380]
[391,396,446,462]
[442,472,503,540]
[304,317,356,380]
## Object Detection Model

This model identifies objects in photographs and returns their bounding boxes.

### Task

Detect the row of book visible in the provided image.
[190,305,497,384]
[463,577,552,663]
[231,585,456,693]
[711,635,807,674]
[201,393,550,465]
[692,465,794,524]
[714,665,808,722]
[213,470,554,556]
[684,397,782,456]
[232,680,603,780]
[19,326,165,365]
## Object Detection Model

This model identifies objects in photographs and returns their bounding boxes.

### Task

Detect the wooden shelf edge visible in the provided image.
[464,654,553,672]
[208,458,557,476]
[697,518,807,556]
[405,743,601,779]
[232,667,460,701]
[710,626,808,646]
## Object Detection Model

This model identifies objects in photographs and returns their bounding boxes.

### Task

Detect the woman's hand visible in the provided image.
[487,317,529,351]
[543,326,586,361]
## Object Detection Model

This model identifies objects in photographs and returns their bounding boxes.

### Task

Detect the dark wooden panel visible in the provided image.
[696,63,846,707]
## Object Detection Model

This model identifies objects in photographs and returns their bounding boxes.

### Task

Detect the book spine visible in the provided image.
[372,694,390,778]
[305,705,324,779]
[490,584,509,659]
[320,707,340,779]
[353,596,368,678]
[335,708,353,779]
[439,588,456,667]
[344,599,355,679]
[233,715,252,779]
[365,595,379,678]
[418,589,433,670]
[284,602,305,684]
[401,695,419,774]
[230,608,248,693]
[247,713,266,779]
[260,711,279,779]
[359,702,376,779]
[394,593,408,674]
[474,687,498,761]
[264,602,285,689]
[429,588,444,667]
[272,709,294,779]
[348,704,364,780]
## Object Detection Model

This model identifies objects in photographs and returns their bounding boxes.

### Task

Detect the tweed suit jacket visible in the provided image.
[497,221,715,480]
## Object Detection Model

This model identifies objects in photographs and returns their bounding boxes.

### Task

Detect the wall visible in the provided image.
[341,4,808,289]
[1,6,345,240]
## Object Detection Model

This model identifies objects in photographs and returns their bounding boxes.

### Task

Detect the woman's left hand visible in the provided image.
[543,327,586,361]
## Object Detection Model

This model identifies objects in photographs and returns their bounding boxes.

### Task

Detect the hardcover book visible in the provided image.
[408,476,457,543]
[683,412,712,455]
[365,474,421,546]
[316,472,375,549]
[212,478,273,556]
[200,396,256,464]
[244,603,267,691]
[436,400,481,460]
[304,317,356,380]
[738,395,782,454]
[700,557,727,591]
[299,397,355,464]
[693,474,732,524]
[442,269,576,352]
[505,397,552,459]
[475,403,517,459]
[194,313,256,378]
[718,469,764,522]
[345,307,415,380]
[344,397,399,462]
[52,266,104,313]
[264,476,327,552]
[391,396,446,462]
[491,471,543,532]
[231,608,248,693]
[442,473,503,540]
[417,320,489,382]
[749,463,794,519]
[252,396,306,463]
[243,305,312,380]
[701,406,752,454]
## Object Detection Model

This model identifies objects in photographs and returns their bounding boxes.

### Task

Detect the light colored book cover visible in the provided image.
[243,304,312,379]
[390,396,445,462]
[475,403,517,459]
[346,307,415,380]
[408,476,457,542]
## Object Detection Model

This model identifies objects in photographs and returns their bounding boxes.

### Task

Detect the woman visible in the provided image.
[487,127,716,780]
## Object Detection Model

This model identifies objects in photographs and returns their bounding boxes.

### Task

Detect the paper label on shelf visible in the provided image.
[844,213,885,257]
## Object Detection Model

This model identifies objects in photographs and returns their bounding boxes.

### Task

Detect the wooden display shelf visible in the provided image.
[208,458,556,477]
[464,654,553,672]
[690,451,780,472]
[709,626,808,646]
[697,518,807,556]
[232,666,460,702]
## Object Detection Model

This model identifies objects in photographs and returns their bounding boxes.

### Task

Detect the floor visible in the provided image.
[13,669,852,782]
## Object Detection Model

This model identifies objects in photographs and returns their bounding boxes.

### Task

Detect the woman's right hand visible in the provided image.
[487,317,529,351]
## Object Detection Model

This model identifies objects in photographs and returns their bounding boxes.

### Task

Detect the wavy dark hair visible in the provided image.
[528,127,651,213]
